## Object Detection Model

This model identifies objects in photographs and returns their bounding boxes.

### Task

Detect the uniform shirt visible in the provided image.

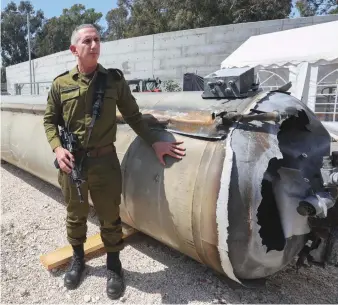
[43,63,157,151]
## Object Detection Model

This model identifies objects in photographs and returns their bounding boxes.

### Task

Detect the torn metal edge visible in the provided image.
[215,92,276,283]
[216,125,241,284]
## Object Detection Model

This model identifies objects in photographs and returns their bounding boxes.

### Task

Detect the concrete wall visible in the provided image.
[5,14,338,95]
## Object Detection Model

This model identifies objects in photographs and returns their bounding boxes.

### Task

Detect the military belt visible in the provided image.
[75,144,115,158]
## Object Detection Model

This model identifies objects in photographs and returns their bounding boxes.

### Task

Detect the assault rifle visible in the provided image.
[54,127,85,204]
[52,69,112,204]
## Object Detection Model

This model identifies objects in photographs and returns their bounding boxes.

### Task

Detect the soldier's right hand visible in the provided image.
[54,147,74,174]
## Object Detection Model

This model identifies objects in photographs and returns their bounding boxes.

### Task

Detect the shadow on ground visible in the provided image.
[47,230,338,304]
[85,233,338,304]
[2,162,338,304]
[1,162,100,226]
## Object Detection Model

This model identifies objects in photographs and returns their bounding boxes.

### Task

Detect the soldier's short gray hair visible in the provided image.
[70,24,99,45]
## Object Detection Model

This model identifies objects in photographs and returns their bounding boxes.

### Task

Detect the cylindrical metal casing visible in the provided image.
[0,91,331,281]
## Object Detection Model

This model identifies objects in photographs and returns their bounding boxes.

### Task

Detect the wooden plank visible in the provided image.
[40,223,138,270]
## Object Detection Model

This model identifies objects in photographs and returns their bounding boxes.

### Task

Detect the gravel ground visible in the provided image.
[1,162,338,304]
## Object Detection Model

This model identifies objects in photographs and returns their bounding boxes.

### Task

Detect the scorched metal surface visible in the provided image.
[0,88,335,282]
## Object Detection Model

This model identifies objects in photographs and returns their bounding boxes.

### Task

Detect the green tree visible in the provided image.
[296,0,338,16]
[231,0,292,23]
[167,0,292,30]
[126,0,175,36]
[104,1,129,40]
[167,0,233,30]
[330,7,338,14]
[34,4,103,57]
[105,0,173,39]
[1,1,45,66]
[105,0,293,39]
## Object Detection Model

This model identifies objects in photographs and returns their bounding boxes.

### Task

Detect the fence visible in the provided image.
[13,82,52,95]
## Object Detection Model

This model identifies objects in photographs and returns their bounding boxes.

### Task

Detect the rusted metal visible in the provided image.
[116,108,221,139]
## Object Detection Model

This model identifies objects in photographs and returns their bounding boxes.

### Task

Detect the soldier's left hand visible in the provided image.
[152,141,186,166]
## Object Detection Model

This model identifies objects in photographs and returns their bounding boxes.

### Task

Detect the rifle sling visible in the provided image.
[57,71,108,152]
[83,71,107,150]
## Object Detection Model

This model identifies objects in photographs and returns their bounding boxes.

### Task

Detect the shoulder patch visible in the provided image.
[53,70,69,81]
[108,68,124,81]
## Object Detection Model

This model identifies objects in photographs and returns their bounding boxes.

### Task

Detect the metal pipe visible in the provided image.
[27,13,32,95]
[32,59,36,94]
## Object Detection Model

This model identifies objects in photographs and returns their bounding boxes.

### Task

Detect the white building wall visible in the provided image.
[5,14,338,95]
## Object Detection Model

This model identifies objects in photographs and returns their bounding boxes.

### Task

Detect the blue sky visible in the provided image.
[1,0,118,28]
[2,0,299,29]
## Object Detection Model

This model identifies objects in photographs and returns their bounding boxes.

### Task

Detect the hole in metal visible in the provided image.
[257,158,286,253]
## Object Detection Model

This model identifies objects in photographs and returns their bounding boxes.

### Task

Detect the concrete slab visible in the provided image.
[160,56,206,69]
[154,33,206,50]
[207,28,259,43]
[154,48,182,59]
[183,43,235,56]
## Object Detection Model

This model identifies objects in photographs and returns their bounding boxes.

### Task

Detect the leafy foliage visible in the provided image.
[3,0,336,66]
[34,4,103,57]
[104,1,129,40]
[162,80,182,92]
[295,0,338,16]
[104,0,292,40]
[1,1,44,66]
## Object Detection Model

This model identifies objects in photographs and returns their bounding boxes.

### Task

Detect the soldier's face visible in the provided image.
[71,28,101,64]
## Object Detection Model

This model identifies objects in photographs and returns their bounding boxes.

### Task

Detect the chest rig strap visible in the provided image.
[84,71,108,150]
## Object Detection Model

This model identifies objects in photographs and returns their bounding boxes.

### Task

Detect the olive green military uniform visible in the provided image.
[43,64,157,252]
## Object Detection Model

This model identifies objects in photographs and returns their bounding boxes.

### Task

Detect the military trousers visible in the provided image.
[58,149,124,252]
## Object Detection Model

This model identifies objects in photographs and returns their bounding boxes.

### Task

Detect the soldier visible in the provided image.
[43,24,186,300]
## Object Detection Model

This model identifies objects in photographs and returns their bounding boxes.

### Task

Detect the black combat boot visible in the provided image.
[64,244,85,289]
[106,251,125,299]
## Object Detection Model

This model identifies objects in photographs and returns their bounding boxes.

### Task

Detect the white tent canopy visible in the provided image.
[221,21,338,69]
[220,21,338,136]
